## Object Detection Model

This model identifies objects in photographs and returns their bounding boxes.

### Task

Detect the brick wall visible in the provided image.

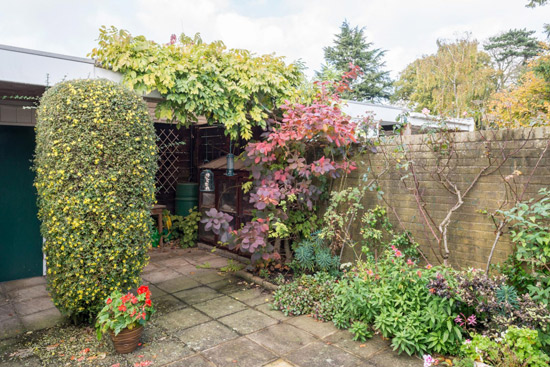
[340,126,550,269]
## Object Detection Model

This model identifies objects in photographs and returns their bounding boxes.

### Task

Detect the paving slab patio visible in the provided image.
[0,247,423,366]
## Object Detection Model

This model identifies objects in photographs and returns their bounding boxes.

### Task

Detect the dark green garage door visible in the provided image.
[0,125,43,282]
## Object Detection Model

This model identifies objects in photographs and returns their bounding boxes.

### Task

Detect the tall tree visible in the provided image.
[484,28,542,89]
[394,35,496,118]
[317,21,392,101]
[488,51,550,127]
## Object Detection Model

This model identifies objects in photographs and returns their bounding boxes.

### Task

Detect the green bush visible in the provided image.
[333,250,463,356]
[34,79,157,320]
[461,326,550,367]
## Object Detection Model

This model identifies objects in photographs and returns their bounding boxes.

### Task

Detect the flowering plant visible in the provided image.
[95,285,155,340]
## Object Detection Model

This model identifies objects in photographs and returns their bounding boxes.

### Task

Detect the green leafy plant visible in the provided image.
[332,247,463,356]
[35,79,157,321]
[350,321,373,341]
[272,273,337,322]
[292,234,340,274]
[95,285,155,340]
[164,207,202,248]
[90,26,303,140]
[220,259,244,273]
[461,326,550,367]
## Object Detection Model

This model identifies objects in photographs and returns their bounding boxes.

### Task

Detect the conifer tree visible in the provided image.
[317,21,392,101]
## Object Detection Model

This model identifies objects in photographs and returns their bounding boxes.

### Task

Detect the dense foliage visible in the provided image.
[163,207,201,248]
[484,28,541,90]
[394,36,496,118]
[488,51,550,127]
[317,20,392,101]
[333,249,463,356]
[90,26,303,140]
[35,79,157,320]
[272,273,338,322]
[202,68,361,262]
[461,326,550,367]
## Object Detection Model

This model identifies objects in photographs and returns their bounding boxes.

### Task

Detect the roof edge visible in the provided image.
[0,44,94,65]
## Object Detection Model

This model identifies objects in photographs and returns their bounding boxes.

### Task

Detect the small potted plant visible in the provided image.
[95,285,155,353]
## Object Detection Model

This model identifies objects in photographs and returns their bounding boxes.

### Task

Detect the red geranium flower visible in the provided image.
[118,305,127,312]
[137,285,149,295]
[131,296,138,304]
[106,298,112,305]
[145,298,152,307]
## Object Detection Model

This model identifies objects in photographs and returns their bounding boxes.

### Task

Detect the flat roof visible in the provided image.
[0,44,93,65]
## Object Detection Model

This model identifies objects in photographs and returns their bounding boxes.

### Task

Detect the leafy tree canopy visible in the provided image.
[484,28,542,89]
[488,49,550,127]
[394,35,496,118]
[526,0,547,7]
[317,21,392,101]
[90,26,304,140]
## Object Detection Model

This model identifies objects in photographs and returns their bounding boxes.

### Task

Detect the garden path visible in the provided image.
[0,247,422,367]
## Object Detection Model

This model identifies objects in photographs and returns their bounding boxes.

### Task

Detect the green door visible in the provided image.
[0,125,43,282]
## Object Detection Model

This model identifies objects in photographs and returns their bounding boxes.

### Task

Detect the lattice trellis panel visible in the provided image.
[156,128,184,194]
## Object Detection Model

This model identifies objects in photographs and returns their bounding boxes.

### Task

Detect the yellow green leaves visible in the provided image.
[89,26,304,140]
[34,79,157,319]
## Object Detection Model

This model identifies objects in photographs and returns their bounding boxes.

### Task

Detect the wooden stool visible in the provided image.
[151,204,167,248]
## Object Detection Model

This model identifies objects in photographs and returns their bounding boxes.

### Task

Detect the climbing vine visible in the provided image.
[89,26,304,140]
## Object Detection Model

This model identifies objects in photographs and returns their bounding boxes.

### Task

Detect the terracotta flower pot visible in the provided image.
[110,326,143,354]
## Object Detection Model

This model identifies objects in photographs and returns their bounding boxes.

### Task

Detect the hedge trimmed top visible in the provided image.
[90,26,304,140]
[34,79,157,318]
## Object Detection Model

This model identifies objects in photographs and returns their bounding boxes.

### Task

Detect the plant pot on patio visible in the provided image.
[110,325,143,354]
[95,285,155,354]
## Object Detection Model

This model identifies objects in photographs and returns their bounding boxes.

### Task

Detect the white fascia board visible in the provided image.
[0,44,162,99]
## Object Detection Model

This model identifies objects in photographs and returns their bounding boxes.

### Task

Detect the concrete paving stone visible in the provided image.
[218,309,278,335]
[324,330,390,360]
[142,262,162,274]
[247,323,316,355]
[156,257,192,269]
[285,341,366,367]
[173,286,222,305]
[13,296,55,317]
[367,350,424,367]
[155,308,212,331]
[166,354,216,367]
[153,294,187,315]
[7,285,49,302]
[0,303,17,322]
[125,338,193,366]
[194,296,247,319]
[203,336,277,367]
[263,359,296,367]
[204,257,230,269]
[228,288,270,306]
[254,303,291,321]
[176,320,238,352]
[20,307,65,331]
[209,277,249,294]
[146,284,169,298]
[141,268,181,284]
[139,323,170,344]
[189,270,226,285]
[286,315,339,339]
[1,277,46,293]
[0,317,24,340]
[171,263,199,275]
[155,276,200,294]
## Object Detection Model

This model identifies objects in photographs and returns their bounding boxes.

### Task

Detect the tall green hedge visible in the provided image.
[34,79,157,320]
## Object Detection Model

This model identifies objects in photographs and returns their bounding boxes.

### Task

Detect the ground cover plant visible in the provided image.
[34,79,157,321]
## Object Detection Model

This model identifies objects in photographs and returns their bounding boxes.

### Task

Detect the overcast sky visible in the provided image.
[1,0,549,78]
